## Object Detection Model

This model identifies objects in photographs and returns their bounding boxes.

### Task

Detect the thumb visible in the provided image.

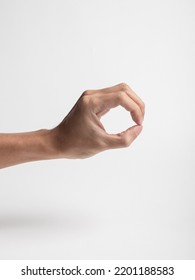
[106,125,143,149]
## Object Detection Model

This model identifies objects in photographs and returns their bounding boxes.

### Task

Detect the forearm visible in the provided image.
[0,129,58,169]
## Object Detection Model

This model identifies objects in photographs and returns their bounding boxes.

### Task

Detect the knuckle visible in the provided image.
[82,90,91,96]
[80,94,90,108]
[119,82,129,92]
[117,91,124,102]
[121,135,130,147]
[80,94,97,110]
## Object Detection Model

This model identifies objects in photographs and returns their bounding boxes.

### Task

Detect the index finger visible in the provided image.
[93,91,144,125]
[96,83,145,115]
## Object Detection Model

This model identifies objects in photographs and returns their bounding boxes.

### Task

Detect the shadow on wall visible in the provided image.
[0,211,97,233]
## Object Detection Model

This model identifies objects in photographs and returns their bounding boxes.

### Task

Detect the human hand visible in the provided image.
[51,83,145,159]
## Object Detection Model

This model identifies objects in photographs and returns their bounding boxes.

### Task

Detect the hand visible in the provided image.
[51,83,145,159]
[0,83,145,168]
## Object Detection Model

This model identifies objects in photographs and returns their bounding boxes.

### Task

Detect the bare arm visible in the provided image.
[0,129,57,168]
[0,83,145,169]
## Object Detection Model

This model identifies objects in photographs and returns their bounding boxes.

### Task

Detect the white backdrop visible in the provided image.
[0,0,195,259]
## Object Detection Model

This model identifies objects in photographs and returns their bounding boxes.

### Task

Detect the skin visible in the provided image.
[0,83,145,169]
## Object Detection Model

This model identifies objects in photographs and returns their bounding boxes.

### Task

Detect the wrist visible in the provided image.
[36,128,61,160]
[43,127,68,159]
[19,129,62,162]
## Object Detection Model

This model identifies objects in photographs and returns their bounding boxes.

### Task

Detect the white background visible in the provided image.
[0,0,194,259]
